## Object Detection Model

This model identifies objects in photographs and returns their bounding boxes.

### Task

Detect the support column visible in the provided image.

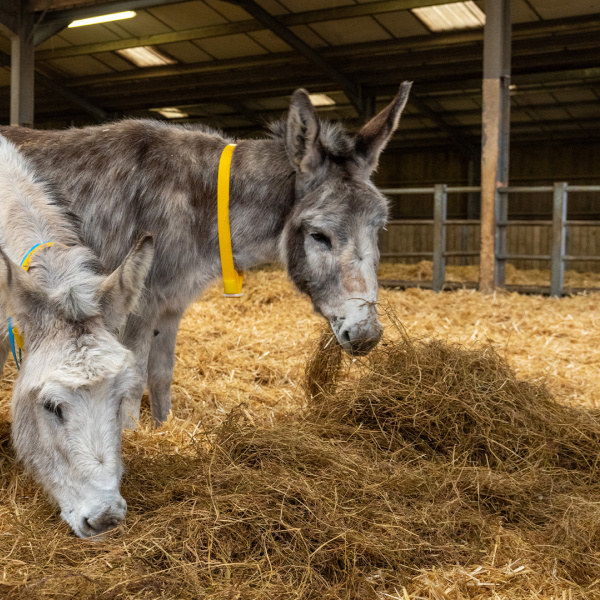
[479,0,511,293]
[432,184,447,292]
[10,1,34,127]
[550,182,567,298]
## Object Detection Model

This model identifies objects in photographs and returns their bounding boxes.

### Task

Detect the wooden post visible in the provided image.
[10,0,34,127]
[550,182,567,297]
[479,0,511,293]
[432,184,447,292]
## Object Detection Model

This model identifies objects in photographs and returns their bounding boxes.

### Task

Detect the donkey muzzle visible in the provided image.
[333,315,383,356]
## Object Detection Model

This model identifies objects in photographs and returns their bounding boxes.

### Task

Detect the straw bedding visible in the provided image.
[1,264,600,599]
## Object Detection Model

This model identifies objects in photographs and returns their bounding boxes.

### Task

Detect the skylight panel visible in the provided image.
[308,93,336,107]
[116,46,177,68]
[150,107,189,119]
[412,1,485,32]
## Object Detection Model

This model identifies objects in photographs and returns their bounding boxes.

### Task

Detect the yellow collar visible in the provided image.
[217,144,244,297]
[9,242,56,368]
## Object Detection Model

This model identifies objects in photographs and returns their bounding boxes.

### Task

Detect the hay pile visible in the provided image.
[2,266,600,599]
[3,319,600,598]
[378,260,600,288]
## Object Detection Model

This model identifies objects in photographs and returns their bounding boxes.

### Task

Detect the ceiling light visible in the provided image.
[116,46,177,68]
[150,107,189,119]
[308,93,336,107]
[412,1,485,32]
[68,11,136,28]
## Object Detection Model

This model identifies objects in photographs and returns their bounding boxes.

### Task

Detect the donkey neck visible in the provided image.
[226,137,295,271]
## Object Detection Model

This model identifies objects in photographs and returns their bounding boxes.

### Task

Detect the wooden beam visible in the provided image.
[479,0,511,294]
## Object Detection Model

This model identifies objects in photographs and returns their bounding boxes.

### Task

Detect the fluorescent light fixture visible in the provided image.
[308,93,336,107]
[150,107,189,119]
[412,1,485,32]
[68,11,136,28]
[116,46,177,68]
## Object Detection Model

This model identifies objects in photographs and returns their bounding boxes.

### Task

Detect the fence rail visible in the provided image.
[380,183,600,296]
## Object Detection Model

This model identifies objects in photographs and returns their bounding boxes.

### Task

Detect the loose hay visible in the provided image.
[2,267,600,599]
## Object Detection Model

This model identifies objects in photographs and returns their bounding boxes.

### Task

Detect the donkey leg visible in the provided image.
[147,310,184,427]
[120,314,154,429]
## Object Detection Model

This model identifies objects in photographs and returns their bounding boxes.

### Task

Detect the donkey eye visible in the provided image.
[43,401,64,422]
[310,232,332,249]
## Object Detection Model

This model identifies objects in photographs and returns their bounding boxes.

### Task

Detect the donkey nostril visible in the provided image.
[339,328,351,346]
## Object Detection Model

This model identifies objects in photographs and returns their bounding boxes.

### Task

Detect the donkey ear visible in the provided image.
[355,81,412,173]
[286,88,323,175]
[0,246,46,327]
[98,233,154,331]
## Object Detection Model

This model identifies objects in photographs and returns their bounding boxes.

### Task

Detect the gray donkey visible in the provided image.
[1,81,411,428]
[0,136,154,538]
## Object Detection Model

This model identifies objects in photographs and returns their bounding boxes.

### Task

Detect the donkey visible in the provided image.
[1,81,411,428]
[0,136,154,538]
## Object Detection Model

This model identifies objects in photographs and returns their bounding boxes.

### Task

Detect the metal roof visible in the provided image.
[0,0,599,149]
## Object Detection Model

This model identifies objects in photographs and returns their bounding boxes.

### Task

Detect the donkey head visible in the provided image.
[0,235,153,538]
[282,82,411,355]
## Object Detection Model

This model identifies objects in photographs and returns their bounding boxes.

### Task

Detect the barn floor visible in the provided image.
[1,264,600,599]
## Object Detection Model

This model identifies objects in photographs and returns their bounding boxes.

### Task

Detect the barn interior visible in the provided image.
[2,3,600,599]
[1,0,599,287]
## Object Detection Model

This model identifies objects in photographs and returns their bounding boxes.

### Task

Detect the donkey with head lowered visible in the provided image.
[2,81,411,428]
[0,137,154,538]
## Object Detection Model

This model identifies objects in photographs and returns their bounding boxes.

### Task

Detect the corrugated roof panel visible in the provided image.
[148,1,227,30]
[248,30,293,53]
[288,24,329,47]
[43,55,115,77]
[195,33,269,59]
[0,67,10,87]
[92,51,135,72]
[203,0,254,21]
[157,41,212,63]
[374,11,430,38]
[277,0,353,11]
[35,34,72,51]
[435,96,481,111]
[534,107,576,121]
[564,103,600,118]
[527,0,600,19]
[514,92,557,105]
[309,16,393,45]
[106,10,173,37]
[252,0,290,16]
[551,89,598,103]
[58,23,122,45]
[509,0,542,24]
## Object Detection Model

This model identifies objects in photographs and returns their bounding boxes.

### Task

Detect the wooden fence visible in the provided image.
[379,183,600,296]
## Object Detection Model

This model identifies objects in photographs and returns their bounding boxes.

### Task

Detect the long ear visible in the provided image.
[355,81,412,173]
[98,233,154,331]
[285,88,323,175]
[0,246,46,328]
